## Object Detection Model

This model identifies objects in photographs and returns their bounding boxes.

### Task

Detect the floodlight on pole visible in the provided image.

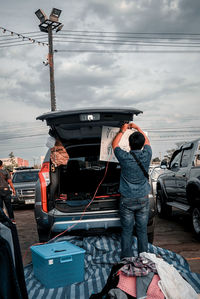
[35,9,47,23]
[35,8,63,111]
[50,8,62,22]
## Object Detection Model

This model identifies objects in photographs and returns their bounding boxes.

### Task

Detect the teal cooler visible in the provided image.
[31,241,85,288]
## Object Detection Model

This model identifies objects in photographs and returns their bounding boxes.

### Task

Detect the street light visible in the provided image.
[50,8,62,21]
[35,8,63,111]
[35,9,47,23]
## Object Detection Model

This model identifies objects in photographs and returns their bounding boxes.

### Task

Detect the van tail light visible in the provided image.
[38,162,50,213]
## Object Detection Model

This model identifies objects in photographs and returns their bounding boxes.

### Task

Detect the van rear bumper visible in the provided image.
[51,217,154,233]
[51,217,121,232]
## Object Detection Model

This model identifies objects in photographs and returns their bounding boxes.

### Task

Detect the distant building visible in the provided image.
[1,157,29,167]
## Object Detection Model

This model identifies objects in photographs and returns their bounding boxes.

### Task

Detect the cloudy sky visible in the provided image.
[1,0,200,165]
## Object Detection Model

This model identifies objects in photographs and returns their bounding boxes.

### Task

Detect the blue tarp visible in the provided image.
[24,234,200,299]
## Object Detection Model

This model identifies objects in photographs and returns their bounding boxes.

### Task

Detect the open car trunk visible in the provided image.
[38,108,143,213]
[37,108,142,146]
[51,143,121,213]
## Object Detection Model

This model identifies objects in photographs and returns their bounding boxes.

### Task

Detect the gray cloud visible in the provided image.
[84,0,200,33]
[1,0,200,162]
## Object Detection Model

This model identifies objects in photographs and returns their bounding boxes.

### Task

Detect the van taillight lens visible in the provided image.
[38,162,50,213]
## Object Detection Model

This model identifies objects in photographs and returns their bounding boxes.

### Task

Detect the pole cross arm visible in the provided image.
[39,19,62,33]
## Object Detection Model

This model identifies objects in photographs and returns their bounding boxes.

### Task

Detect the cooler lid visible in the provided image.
[31,241,85,259]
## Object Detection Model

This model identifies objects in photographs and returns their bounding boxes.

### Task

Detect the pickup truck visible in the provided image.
[11,168,40,206]
[156,138,200,239]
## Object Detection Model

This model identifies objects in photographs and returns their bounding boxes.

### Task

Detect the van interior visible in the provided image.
[48,144,121,213]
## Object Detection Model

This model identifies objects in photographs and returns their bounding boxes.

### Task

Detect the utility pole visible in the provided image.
[48,26,56,111]
[35,8,63,111]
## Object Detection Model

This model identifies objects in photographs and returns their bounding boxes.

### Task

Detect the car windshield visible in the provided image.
[12,171,39,183]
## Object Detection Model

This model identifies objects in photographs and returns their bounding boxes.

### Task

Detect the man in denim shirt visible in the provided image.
[112,123,152,258]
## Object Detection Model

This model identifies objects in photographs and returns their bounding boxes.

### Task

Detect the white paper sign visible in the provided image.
[100,126,136,162]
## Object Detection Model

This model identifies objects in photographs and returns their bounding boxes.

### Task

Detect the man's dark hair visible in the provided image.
[0,160,2,166]
[129,132,145,150]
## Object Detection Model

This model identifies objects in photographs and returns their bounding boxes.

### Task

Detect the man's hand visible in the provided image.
[121,123,139,132]
[120,123,129,133]
[128,123,139,130]
[129,123,151,146]
[8,179,16,196]
[112,123,129,149]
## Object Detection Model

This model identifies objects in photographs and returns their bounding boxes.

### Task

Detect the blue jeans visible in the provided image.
[120,195,149,258]
[0,189,14,220]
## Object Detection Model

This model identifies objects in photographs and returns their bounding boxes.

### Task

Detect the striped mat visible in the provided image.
[24,234,200,299]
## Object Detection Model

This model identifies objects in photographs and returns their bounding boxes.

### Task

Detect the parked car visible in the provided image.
[156,138,200,239]
[150,165,166,198]
[35,108,156,242]
[11,168,40,206]
[149,165,156,176]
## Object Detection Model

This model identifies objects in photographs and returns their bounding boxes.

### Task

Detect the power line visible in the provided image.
[0,145,46,151]
[151,138,199,142]
[53,35,200,46]
[0,43,42,48]
[0,133,46,141]
[1,26,200,50]
[0,132,199,143]
[0,39,46,46]
[53,42,200,50]
[55,49,200,53]
[52,38,200,48]
[61,29,200,36]
[1,28,200,38]
[2,39,200,50]
[56,32,200,41]
[151,134,200,138]
[0,26,48,46]
[20,31,44,35]
[0,34,47,41]
[146,129,200,133]
[3,31,200,42]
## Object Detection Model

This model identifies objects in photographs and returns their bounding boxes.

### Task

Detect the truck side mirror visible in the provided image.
[160,159,168,169]
[171,162,179,169]
[160,165,167,169]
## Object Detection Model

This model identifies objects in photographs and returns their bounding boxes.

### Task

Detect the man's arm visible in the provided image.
[7,179,16,195]
[112,123,129,150]
[129,123,150,146]
[112,122,150,150]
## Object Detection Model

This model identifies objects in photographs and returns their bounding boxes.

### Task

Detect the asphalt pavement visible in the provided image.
[13,207,200,273]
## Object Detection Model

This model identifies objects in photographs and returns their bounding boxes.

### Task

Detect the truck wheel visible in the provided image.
[156,190,172,218]
[192,207,200,240]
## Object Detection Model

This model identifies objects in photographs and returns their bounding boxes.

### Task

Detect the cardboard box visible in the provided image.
[31,241,85,288]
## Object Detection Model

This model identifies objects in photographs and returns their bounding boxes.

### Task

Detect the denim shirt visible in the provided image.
[114,145,152,199]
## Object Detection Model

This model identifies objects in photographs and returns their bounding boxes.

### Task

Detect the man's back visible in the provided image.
[0,169,10,188]
[111,122,152,257]
[114,144,152,199]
